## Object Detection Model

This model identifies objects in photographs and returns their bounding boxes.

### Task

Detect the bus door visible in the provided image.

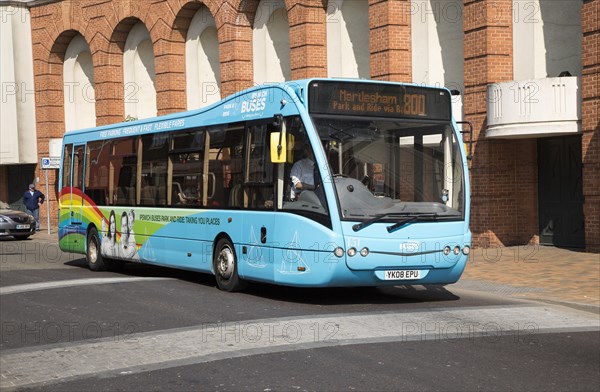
[71,145,86,225]
[241,212,275,281]
[69,144,86,252]
[239,121,277,281]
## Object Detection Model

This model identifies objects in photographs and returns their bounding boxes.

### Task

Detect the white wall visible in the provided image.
[124,22,157,119]
[64,35,96,132]
[253,0,290,85]
[326,0,370,78]
[411,0,464,120]
[186,6,221,109]
[513,0,582,80]
[0,4,37,164]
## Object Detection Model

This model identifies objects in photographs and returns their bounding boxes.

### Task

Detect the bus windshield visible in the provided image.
[312,116,465,222]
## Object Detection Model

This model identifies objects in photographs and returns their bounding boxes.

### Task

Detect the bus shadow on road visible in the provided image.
[63,258,460,305]
[63,257,217,285]
[243,284,460,305]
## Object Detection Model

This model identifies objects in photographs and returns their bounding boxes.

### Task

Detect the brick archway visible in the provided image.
[31,29,86,229]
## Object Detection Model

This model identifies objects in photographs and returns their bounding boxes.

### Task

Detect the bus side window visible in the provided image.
[62,144,73,190]
[116,161,135,205]
[244,123,274,209]
[85,141,110,205]
[227,155,244,207]
[207,124,244,208]
[140,133,168,207]
[168,128,206,207]
[72,146,85,190]
[111,138,137,206]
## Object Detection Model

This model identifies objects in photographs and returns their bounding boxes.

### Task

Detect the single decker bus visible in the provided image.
[59,78,471,291]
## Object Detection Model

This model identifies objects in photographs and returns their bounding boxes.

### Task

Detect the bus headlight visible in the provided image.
[462,245,471,255]
[443,246,451,255]
[347,247,357,257]
[453,246,461,255]
[334,247,345,258]
[360,247,369,257]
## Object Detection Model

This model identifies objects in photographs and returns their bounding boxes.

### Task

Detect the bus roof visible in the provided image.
[62,78,450,141]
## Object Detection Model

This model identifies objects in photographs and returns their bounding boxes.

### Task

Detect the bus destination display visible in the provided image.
[308,81,451,121]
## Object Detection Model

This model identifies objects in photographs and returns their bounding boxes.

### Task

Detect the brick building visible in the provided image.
[1,0,598,252]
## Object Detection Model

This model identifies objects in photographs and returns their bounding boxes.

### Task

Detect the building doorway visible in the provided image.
[1,165,36,209]
[538,135,585,248]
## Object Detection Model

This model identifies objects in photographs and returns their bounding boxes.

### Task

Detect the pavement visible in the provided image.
[20,228,600,310]
[460,245,600,310]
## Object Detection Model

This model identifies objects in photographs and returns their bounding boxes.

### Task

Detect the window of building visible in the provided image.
[253,0,290,84]
[63,34,96,132]
[186,6,221,109]
[124,22,157,119]
[327,0,370,78]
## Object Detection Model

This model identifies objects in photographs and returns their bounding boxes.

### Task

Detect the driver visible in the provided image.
[290,144,315,200]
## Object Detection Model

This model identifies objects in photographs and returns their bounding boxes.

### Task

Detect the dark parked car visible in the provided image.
[0,201,36,240]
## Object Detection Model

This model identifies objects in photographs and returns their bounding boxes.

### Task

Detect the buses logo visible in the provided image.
[241,91,268,114]
[241,98,266,113]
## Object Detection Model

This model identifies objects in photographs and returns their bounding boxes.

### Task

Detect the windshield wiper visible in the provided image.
[386,216,426,233]
[352,213,442,232]
[352,213,414,232]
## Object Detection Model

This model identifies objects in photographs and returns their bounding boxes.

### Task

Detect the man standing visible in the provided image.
[23,183,45,231]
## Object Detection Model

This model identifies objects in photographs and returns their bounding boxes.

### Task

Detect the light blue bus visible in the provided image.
[59,79,471,291]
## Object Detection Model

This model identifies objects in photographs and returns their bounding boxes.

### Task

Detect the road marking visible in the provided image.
[1,305,598,390]
[0,277,173,295]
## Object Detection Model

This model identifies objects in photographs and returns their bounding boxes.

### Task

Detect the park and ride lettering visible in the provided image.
[138,214,220,226]
[331,89,426,117]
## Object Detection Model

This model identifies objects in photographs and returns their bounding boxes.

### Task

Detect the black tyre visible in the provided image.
[87,227,108,271]
[213,237,247,292]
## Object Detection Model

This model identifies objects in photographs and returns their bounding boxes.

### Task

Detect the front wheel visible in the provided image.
[213,238,247,292]
[87,227,108,271]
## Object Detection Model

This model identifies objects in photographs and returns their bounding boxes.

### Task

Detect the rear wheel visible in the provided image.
[87,227,107,271]
[213,237,247,292]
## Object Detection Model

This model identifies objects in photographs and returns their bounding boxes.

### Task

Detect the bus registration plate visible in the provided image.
[384,270,421,280]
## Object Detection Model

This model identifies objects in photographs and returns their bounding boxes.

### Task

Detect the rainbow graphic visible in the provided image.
[58,187,146,257]
[58,187,224,268]
[58,187,107,254]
